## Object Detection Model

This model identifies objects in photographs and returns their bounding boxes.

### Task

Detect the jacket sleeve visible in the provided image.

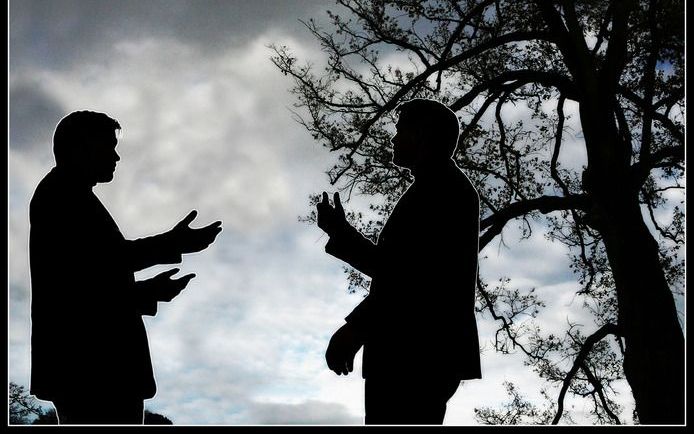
[344,295,372,340]
[124,233,182,272]
[324,224,380,278]
[323,224,381,337]
[133,280,159,316]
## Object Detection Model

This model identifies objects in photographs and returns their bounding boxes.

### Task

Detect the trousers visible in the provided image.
[364,375,461,424]
[52,395,144,425]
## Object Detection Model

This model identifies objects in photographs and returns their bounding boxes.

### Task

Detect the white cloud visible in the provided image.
[247,400,361,425]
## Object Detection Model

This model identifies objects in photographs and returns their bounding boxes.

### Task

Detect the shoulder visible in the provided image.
[30,172,57,213]
[29,169,77,222]
[445,162,479,202]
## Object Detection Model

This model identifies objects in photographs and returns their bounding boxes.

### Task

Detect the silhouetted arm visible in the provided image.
[124,210,222,272]
[324,224,380,278]
[317,192,381,277]
[344,294,373,339]
[133,280,159,316]
[124,235,182,272]
[133,269,195,316]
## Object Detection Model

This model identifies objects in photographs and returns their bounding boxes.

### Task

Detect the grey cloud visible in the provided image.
[10,0,335,71]
[248,399,361,425]
[9,82,64,152]
[480,224,577,288]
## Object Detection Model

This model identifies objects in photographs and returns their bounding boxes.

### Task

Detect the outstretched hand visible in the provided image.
[147,268,195,302]
[326,323,362,376]
[317,192,349,238]
[169,210,222,254]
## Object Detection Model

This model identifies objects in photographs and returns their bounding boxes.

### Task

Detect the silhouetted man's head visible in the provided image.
[391,99,459,171]
[53,110,121,184]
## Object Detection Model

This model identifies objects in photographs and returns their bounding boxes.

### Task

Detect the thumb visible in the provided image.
[333,192,344,215]
[156,268,180,279]
[177,210,198,228]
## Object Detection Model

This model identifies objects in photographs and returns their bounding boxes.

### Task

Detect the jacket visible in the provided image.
[29,167,180,401]
[326,160,481,380]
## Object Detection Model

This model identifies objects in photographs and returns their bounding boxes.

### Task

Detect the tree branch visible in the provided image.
[618,87,684,144]
[336,30,555,169]
[450,70,578,111]
[534,0,593,87]
[457,90,502,146]
[580,362,622,424]
[336,0,436,67]
[552,323,622,424]
[480,194,590,250]
[630,144,684,188]
[476,278,539,359]
[436,0,498,90]
[599,0,635,95]
[639,0,661,163]
[550,95,570,195]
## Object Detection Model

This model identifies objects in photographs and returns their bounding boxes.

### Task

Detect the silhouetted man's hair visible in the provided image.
[395,99,460,157]
[53,111,121,166]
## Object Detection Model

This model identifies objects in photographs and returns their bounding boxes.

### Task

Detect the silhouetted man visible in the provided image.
[29,110,222,424]
[317,99,481,424]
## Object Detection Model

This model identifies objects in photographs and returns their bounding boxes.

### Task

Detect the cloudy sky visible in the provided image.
[7,0,660,425]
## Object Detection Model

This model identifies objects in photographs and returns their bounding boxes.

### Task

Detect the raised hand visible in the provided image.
[169,210,222,254]
[326,322,362,376]
[316,192,349,237]
[147,268,195,302]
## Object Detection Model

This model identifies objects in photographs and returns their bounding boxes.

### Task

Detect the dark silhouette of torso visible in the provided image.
[29,166,180,403]
[326,159,481,382]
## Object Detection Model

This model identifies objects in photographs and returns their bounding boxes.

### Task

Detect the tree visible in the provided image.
[271,0,684,424]
[32,409,59,425]
[9,382,173,425]
[144,410,174,425]
[9,382,45,424]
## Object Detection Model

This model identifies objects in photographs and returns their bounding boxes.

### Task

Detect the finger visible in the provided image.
[321,191,330,206]
[156,268,180,279]
[205,225,223,241]
[333,192,344,214]
[198,229,222,245]
[347,357,354,373]
[175,273,196,284]
[199,221,223,232]
[178,210,198,227]
[188,226,222,249]
[326,358,338,374]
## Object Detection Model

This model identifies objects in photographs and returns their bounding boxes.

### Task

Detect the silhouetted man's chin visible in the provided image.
[391,153,414,171]
[95,169,116,183]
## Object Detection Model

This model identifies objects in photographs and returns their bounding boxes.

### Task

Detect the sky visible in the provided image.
[6,0,668,425]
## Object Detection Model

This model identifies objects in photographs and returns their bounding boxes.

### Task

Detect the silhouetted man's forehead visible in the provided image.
[395,112,415,128]
[91,129,118,145]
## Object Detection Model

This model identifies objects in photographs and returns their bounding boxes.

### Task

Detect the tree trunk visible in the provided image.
[599,197,684,424]
[577,63,684,423]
